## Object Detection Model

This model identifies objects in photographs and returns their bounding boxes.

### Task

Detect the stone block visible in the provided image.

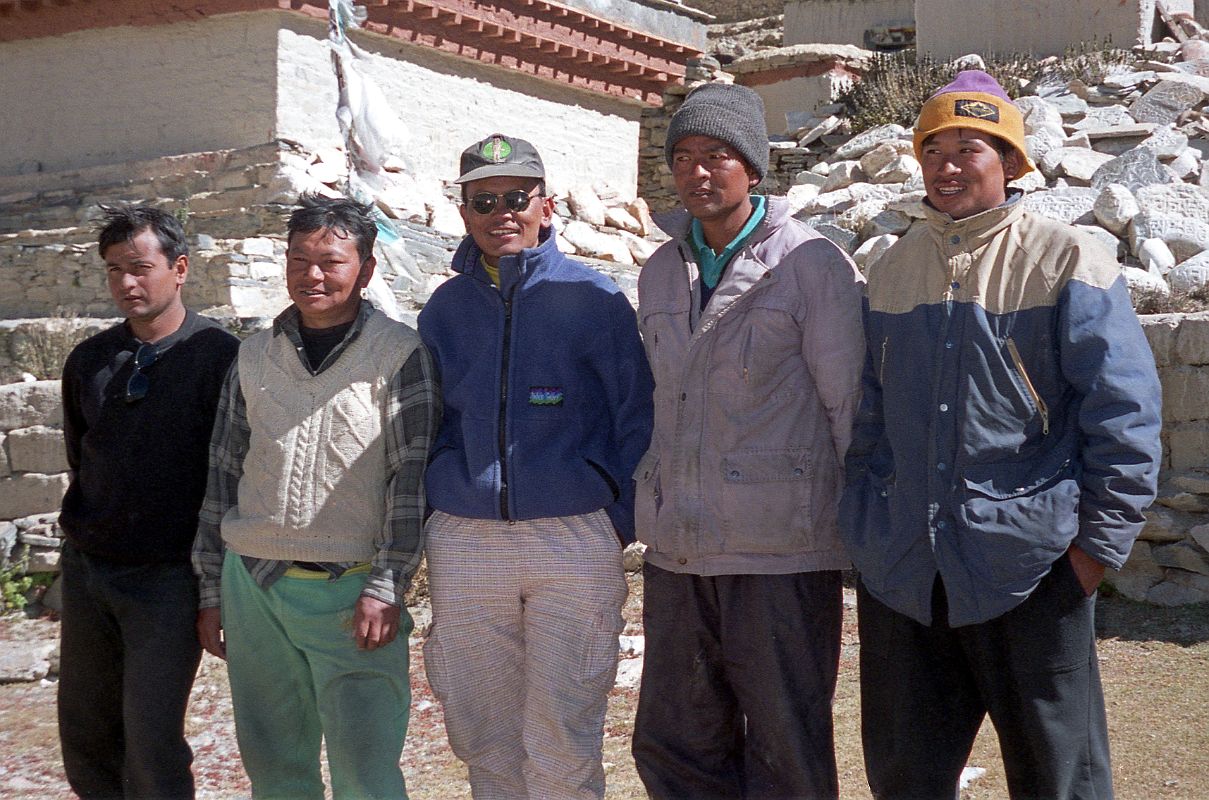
[1058,149,1114,182]
[831,124,906,160]
[0,520,15,563]
[821,161,866,194]
[604,207,642,235]
[1173,313,1209,365]
[1168,252,1209,292]
[1141,125,1192,160]
[0,382,63,429]
[0,473,68,520]
[1163,366,1209,423]
[1124,265,1170,295]
[1091,147,1181,192]
[1152,541,1209,575]
[1167,420,1209,470]
[1131,80,1205,125]
[236,237,277,257]
[1190,523,1209,554]
[853,234,897,272]
[1021,187,1098,225]
[1141,508,1191,547]
[1168,469,1209,494]
[1140,236,1177,276]
[1120,540,1165,579]
[559,221,632,265]
[0,432,8,479]
[1134,183,1209,221]
[1147,571,1209,605]
[5,426,67,474]
[0,641,56,684]
[1015,96,1064,136]
[1075,225,1125,259]
[1130,211,1209,262]
[1093,183,1140,236]
[1070,105,1137,131]
[861,210,913,239]
[1105,573,1161,601]
[21,543,60,573]
[567,185,607,227]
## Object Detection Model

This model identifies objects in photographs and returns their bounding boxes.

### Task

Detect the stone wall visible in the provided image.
[1109,313,1209,605]
[783,0,913,48]
[0,382,67,581]
[5,314,1209,606]
[915,0,1194,61]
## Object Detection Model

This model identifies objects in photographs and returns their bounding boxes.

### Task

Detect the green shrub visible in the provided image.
[839,41,1132,137]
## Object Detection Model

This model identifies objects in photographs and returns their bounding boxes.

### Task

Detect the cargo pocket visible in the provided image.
[422,628,449,704]
[960,457,1079,591]
[719,449,813,553]
[633,449,662,545]
[577,609,624,687]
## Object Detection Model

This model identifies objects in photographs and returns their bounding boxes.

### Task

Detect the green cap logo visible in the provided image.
[481,137,513,162]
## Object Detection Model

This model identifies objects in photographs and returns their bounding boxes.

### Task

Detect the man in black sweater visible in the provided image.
[57,205,239,799]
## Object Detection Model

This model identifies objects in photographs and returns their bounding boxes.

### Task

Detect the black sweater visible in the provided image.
[59,311,239,564]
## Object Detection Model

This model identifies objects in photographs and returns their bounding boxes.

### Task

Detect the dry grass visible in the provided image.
[2,577,1207,799]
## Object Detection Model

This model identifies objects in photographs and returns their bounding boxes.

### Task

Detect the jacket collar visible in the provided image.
[451,224,559,297]
[922,191,1024,250]
[653,195,790,249]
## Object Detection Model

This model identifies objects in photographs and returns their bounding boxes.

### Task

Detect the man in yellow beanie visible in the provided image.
[840,70,1162,799]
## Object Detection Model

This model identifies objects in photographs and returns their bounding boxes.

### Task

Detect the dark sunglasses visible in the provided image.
[125,343,159,404]
[467,189,541,216]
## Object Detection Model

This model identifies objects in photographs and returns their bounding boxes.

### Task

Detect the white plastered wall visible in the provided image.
[275,16,643,199]
[784,0,913,47]
[0,11,642,198]
[915,0,1195,60]
[0,13,281,177]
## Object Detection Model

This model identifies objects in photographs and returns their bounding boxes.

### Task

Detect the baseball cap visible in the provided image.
[455,133,546,184]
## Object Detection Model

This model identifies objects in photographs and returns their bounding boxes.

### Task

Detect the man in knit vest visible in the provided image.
[418,134,653,799]
[192,194,440,800]
[59,205,239,799]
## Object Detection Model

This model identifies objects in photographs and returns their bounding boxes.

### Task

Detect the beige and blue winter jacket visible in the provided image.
[840,197,1162,627]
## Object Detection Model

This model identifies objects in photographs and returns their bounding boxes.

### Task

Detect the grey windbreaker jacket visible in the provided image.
[635,196,866,575]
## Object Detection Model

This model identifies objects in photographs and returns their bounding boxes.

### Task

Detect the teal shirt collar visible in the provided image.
[689,195,767,290]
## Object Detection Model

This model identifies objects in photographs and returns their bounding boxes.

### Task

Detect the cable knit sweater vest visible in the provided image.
[220,310,421,562]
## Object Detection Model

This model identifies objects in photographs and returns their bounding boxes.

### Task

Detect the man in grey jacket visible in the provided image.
[631,82,866,799]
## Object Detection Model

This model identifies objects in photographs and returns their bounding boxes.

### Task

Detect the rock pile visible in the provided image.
[779,41,1209,298]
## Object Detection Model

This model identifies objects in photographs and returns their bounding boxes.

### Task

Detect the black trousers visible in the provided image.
[857,553,1113,800]
[57,543,202,800]
[632,563,843,800]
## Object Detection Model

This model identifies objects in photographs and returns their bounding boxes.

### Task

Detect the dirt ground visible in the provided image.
[1,573,1207,799]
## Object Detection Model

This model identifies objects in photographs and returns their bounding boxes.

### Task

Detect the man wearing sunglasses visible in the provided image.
[192,194,439,799]
[417,133,653,799]
[58,205,239,799]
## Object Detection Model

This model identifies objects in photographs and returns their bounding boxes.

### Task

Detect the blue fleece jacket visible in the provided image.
[418,225,654,543]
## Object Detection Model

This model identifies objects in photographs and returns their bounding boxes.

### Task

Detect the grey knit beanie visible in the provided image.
[665,83,769,179]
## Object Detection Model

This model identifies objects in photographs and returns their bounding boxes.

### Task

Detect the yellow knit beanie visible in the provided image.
[913,70,1035,180]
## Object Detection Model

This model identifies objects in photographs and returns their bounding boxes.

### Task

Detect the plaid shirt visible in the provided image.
[192,301,440,609]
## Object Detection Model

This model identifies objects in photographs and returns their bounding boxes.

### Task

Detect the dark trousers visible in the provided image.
[857,553,1113,800]
[58,543,202,800]
[632,563,843,800]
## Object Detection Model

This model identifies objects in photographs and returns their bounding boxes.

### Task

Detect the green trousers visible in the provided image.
[221,550,412,799]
